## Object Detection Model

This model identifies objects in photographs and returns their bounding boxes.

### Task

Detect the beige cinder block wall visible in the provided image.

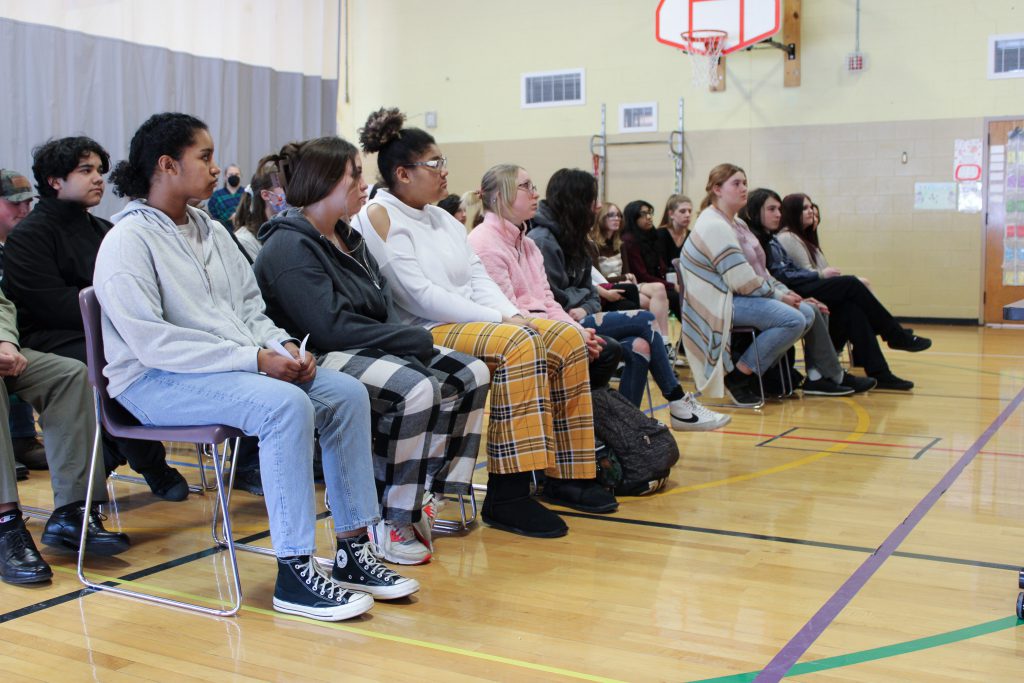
[340,0,1022,321]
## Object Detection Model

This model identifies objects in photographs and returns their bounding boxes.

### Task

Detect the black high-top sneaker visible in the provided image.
[333,535,420,600]
[273,555,374,621]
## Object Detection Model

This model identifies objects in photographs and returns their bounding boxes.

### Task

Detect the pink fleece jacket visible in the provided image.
[467,212,577,325]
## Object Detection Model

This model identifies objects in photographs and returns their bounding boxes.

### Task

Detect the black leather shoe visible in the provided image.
[15,461,29,481]
[0,516,53,584]
[42,505,130,556]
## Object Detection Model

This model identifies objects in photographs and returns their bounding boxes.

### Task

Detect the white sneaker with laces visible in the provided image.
[367,519,432,565]
[669,393,731,431]
[412,493,446,552]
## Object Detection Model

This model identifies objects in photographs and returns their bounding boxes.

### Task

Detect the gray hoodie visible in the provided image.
[94,200,290,397]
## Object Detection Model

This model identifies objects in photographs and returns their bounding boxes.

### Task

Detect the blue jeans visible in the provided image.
[582,310,681,407]
[731,297,813,375]
[117,368,378,557]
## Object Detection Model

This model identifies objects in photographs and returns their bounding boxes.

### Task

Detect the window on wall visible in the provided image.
[619,102,659,133]
[521,69,585,108]
[989,34,1024,79]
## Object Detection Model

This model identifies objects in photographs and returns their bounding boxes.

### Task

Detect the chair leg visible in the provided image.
[77,405,243,617]
[434,486,478,533]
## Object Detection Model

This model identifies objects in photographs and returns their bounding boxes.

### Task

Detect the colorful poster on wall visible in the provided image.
[953,138,983,181]
[914,182,957,210]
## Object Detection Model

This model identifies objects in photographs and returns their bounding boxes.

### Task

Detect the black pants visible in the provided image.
[589,335,622,390]
[792,276,900,375]
[50,339,170,475]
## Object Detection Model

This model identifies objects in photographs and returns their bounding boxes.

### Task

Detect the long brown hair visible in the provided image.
[699,163,745,211]
[781,192,822,265]
[658,193,692,228]
[234,154,284,236]
[590,202,622,256]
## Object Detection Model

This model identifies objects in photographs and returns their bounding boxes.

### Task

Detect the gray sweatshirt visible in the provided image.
[94,200,289,397]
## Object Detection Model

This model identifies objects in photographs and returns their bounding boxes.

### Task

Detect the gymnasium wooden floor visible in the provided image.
[3,324,1022,682]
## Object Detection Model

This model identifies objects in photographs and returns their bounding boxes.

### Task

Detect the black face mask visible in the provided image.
[227,175,241,188]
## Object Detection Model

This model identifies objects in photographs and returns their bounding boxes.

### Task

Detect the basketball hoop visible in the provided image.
[679,29,727,88]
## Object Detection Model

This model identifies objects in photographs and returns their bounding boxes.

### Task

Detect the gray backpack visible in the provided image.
[591,387,679,496]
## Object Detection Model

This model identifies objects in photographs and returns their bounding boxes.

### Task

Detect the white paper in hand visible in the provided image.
[267,334,310,362]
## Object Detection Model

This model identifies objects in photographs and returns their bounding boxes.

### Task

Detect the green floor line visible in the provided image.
[687,616,1023,683]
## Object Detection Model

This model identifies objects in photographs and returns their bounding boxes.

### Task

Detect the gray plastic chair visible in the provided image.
[77,287,246,617]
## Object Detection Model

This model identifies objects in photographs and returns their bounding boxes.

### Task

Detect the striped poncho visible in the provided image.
[680,206,787,396]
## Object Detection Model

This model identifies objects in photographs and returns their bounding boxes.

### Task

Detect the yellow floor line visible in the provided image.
[51,566,627,683]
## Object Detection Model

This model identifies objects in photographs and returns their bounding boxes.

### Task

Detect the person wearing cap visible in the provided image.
[0,170,46,473]
[206,162,244,224]
[2,137,188,502]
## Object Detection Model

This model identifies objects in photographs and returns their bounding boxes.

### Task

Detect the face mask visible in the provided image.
[266,191,290,215]
[227,175,241,188]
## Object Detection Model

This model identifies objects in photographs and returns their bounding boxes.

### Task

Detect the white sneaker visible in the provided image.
[669,393,731,431]
[367,519,432,565]
[412,492,446,552]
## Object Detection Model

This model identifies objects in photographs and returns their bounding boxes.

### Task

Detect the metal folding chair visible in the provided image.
[77,287,246,617]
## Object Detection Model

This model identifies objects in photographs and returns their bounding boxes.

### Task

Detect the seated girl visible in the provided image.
[760,191,928,390]
[591,202,671,337]
[518,166,728,430]
[350,108,617,538]
[620,199,681,320]
[232,155,287,263]
[682,164,825,406]
[254,136,489,565]
[95,112,417,623]
[656,193,693,265]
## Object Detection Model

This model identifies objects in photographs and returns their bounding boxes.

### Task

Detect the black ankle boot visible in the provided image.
[542,478,619,514]
[482,472,567,538]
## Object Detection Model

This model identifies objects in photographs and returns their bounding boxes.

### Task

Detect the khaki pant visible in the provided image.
[0,348,105,509]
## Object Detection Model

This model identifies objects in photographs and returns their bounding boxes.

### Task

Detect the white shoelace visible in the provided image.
[298,558,348,601]
[354,541,401,582]
[684,394,725,422]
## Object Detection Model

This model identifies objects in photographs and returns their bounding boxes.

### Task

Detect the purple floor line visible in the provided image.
[753,384,1024,683]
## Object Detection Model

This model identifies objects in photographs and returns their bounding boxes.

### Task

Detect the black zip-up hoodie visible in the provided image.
[254,208,433,362]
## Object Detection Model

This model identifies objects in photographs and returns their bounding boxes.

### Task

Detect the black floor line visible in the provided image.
[0,512,330,625]
[557,511,1021,572]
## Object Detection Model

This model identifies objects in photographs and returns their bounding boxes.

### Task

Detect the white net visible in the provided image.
[681,30,727,89]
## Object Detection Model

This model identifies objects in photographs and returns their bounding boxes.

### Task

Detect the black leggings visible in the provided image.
[792,276,901,375]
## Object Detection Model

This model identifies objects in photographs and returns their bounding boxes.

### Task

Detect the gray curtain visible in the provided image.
[0,17,337,220]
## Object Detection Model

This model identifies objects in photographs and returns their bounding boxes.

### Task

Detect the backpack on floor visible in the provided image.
[591,387,680,496]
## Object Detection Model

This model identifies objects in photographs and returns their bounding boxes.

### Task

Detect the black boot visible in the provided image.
[543,478,619,514]
[482,472,567,538]
[42,503,131,556]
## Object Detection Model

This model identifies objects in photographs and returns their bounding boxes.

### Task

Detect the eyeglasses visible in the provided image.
[517,180,538,194]
[606,212,621,218]
[638,210,653,217]
[404,156,447,173]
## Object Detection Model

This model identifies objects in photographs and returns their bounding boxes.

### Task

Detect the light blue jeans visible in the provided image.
[731,297,814,375]
[117,367,378,557]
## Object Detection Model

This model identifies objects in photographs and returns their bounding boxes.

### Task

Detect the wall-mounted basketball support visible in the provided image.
[590,99,686,203]
[782,0,801,87]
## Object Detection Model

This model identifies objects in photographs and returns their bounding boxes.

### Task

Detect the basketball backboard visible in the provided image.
[656,0,780,54]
